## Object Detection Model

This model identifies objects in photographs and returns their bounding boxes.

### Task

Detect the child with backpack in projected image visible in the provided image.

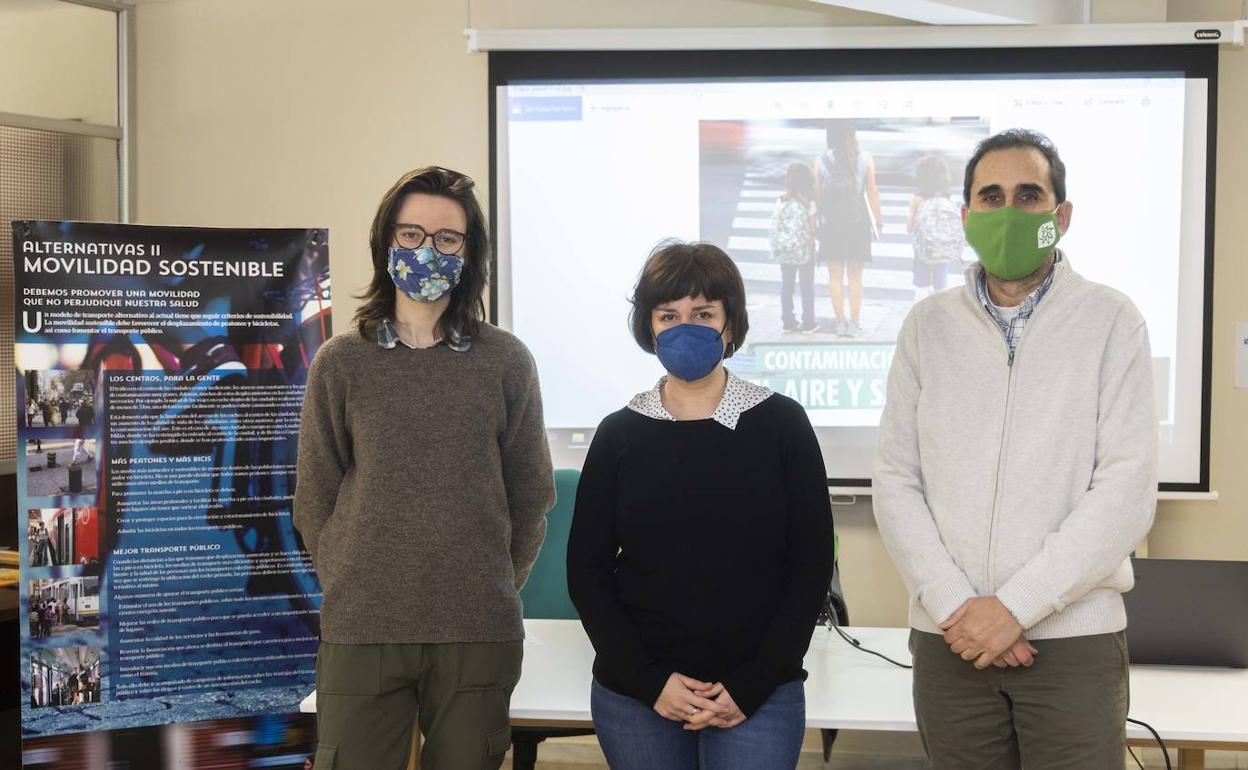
[769,161,819,334]
[907,154,966,299]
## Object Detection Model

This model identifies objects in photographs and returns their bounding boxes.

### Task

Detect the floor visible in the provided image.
[500,732,1248,769]
[3,710,1244,768]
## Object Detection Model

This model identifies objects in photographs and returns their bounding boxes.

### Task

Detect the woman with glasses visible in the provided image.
[294,166,555,770]
[567,241,835,769]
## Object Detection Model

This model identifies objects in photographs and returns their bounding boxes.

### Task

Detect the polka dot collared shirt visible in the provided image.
[627,369,773,430]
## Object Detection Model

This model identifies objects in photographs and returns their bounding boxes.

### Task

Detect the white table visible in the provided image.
[300,619,1248,769]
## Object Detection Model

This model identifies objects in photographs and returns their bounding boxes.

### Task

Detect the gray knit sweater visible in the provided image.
[874,258,1157,640]
[293,323,555,644]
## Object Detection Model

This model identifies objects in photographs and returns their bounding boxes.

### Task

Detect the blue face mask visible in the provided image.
[388,246,464,303]
[655,324,726,382]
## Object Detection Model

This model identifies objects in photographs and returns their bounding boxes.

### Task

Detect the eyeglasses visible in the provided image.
[393,224,466,256]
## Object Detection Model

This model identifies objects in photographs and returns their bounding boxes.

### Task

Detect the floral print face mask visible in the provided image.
[387,246,464,303]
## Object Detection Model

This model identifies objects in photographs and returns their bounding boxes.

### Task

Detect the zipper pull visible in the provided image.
[1008,349,1015,367]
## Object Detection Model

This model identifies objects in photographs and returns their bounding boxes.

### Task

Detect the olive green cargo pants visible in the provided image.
[313,640,522,770]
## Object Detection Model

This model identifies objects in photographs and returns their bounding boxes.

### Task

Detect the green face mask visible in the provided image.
[964,206,1061,281]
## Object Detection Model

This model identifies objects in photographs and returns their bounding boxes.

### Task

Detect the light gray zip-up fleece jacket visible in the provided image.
[873,258,1157,639]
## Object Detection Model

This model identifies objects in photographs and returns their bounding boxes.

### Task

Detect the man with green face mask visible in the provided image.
[874,128,1158,769]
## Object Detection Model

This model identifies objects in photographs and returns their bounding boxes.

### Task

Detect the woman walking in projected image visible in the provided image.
[294,166,554,770]
[567,241,834,770]
[816,119,884,338]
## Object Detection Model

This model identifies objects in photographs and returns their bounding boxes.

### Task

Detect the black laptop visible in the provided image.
[1123,558,1248,668]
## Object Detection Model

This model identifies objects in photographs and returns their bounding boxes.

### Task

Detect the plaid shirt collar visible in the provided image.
[975,252,1061,342]
[376,318,472,352]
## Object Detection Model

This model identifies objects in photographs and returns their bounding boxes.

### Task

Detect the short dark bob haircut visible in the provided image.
[963,128,1067,205]
[354,166,490,339]
[629,241,749,358]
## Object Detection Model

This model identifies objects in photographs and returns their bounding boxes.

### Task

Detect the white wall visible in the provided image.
[133,0,1248,631]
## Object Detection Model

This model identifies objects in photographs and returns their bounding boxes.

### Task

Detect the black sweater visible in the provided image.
[567,393,835,717]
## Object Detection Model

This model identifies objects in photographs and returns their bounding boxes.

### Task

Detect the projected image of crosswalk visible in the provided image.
[699,118,988,351]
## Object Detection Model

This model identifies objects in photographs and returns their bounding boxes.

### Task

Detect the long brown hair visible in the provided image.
[354,166,490,339]
[824,119,860,176]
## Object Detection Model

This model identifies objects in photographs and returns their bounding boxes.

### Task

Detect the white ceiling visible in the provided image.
[806,0,1090,24]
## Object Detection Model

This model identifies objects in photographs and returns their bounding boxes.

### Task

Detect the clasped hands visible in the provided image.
[653,673,746,731]
[940,596,1039,670]
[652,599,1032,731]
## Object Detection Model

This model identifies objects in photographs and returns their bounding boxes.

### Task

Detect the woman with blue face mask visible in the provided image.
[293,166,555,770]
[567,241,835,770]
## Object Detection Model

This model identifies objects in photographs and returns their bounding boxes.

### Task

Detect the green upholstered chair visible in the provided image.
[517,468,581,620]
[513,468,594,769]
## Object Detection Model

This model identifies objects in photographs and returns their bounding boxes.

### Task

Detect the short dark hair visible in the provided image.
[963,128,1066,204]
[915,154,950,199]
[629,241,748,358]
[354,166,490,340]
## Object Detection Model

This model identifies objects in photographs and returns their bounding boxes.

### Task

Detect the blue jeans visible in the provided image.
[590,678,805,770]
[780,261,816,327]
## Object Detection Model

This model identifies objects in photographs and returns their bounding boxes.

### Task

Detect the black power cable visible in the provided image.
[827,620,1172,769]
[830,623,913,670]
[1127,717,1171,770]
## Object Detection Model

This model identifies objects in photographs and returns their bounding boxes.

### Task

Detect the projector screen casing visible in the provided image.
[489,45,1216,492]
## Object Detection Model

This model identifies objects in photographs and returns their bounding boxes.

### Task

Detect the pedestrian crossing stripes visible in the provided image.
[723,179,971,302]
[731,216,912,237]
[728,235,922,260]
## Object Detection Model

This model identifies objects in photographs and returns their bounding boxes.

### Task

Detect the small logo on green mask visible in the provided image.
[1037,221,1057,248]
